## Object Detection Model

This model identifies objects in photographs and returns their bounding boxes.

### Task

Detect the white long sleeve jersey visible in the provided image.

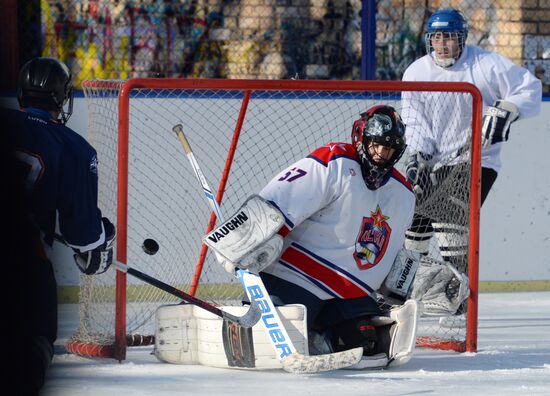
[402,45,542,172]
[260,142,415,300]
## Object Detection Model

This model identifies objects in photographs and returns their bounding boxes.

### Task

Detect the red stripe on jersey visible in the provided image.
[391,168,413,191]
[278,225,291,237]
[307,142,357,166]
[281,246,369,299]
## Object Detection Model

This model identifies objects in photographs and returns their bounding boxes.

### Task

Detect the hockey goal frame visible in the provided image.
[66,78,482,360]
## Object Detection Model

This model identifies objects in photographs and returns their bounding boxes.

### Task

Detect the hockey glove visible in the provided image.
[482,100,519,148]
[74,217,116,275]
[409,257,469,316]
[214,235,284,275]
[405,152,435,201]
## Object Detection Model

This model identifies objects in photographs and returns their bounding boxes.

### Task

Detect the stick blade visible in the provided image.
[222,319,256,368]
[232,298,262,328]
[281,347,363,374]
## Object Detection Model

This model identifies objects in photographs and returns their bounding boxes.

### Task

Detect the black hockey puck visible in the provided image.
[142,238,159,255]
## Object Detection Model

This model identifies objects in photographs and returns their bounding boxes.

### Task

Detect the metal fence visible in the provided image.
[7,0,550,93]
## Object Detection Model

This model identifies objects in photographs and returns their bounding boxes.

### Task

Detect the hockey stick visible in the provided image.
[53,234,261,328]
[173,124,363,373]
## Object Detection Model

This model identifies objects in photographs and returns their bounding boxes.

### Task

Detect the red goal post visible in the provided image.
[65,79,482,361]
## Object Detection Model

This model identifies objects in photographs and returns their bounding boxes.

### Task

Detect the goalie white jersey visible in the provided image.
[402,44,542,172]
[260,142,415,300]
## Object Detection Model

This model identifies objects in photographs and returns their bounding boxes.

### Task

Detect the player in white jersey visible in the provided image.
[401,9,542,272]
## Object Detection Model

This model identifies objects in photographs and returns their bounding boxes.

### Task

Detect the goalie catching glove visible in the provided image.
[482,100,519,148]
[73,217,116,275]
[203,195,285,274]
[383,248,469,315]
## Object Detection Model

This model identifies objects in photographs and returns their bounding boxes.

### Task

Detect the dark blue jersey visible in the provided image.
[4,107,106,251]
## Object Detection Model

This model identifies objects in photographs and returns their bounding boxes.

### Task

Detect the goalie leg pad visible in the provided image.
[330,316,391,370]
[346,300,421,369]
[330,316,391,357]
[154,304,198,365]
[387,299,421,367]
[154,303,308,369]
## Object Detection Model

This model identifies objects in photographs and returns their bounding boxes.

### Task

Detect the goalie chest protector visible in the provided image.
[260,143,415,300]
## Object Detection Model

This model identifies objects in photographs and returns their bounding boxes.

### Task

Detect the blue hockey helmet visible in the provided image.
[425,9,468,67]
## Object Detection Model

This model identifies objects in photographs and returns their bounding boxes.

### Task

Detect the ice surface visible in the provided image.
[42,292,550,395]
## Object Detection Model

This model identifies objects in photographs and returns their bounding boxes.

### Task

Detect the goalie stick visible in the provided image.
[53,234,261,328]
[173,124,363,373]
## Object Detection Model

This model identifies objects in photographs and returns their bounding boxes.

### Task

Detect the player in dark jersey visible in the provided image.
[4,57,115,394]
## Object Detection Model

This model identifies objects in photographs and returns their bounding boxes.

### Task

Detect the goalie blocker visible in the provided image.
[203,195,285,274]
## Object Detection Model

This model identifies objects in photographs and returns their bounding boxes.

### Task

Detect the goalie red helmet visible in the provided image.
[351,105,406,189]
[17,57,74,124]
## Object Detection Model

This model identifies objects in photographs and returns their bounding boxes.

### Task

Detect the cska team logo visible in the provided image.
[353,205,392,270]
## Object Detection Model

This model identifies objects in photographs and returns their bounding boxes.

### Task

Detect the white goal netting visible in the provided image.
[65,79,480,358]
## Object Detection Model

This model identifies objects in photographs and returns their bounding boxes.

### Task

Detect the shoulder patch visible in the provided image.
[307,142,358,167]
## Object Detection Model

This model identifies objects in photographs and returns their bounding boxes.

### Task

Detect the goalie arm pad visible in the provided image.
[482,100,519,148]
[203,195,285,274]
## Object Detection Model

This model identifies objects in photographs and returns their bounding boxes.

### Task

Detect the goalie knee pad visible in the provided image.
[329,316,393,357]
[346,300,421,370]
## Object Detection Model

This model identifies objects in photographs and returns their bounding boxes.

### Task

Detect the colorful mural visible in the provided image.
[13,0,550,91]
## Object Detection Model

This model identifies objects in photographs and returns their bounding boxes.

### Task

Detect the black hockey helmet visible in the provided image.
[351,105,406,189]
[17,57,74,124]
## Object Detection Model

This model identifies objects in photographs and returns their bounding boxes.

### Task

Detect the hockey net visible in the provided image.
[65,79,482,360]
